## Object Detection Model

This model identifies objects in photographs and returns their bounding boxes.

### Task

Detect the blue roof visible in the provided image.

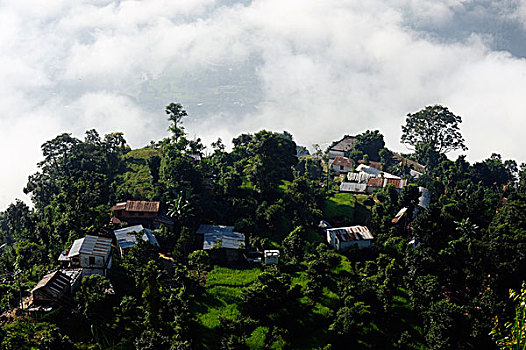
[114,225,159,250]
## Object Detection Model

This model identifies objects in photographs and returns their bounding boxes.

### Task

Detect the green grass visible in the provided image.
[206,266,262,287]
[193,266,263,347]
[325,192,355,219]
[194,286,243,330]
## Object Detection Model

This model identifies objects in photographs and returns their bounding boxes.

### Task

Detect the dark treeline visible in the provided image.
[0,103,525,349]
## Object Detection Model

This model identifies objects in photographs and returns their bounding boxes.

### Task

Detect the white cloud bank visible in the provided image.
[1,0,526,209]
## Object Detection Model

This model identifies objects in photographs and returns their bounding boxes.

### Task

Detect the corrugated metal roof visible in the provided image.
[367,178,407,189]
[331,156,352,168]
[31,271,70,294]
[340,182,367,193]
[125,200,160,213]
[347,172,375,183]
[327,226,373,241]
[203,231,245,250]
[67,235,112,258]
[358,160,382,170]
[329,136,357,152]
[356,164,400,179]
[392,207,408,223]
[196,224,234,235]
[110,202,126,211]
[114,225,159,249]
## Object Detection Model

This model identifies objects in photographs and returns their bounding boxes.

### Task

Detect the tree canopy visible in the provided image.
[401,105,467,154]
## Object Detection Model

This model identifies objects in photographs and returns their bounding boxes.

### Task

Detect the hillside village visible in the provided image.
[0,104,525,349]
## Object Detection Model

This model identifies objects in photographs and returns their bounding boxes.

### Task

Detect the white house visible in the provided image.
[62,235,113,277]
[263,250,280,265]
[331,156,353,174]
[326,225,373,250]
[339,182,367,193]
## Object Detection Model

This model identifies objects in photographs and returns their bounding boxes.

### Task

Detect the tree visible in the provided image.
[245,130,297,196]
[401,105,467,154]
[166,103,188,141]
[282,227,305,264]
[354,130,385,162]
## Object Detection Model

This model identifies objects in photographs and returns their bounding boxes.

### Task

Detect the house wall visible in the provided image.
[327,231,371,250]
[332,164,351,174]
[264,256,279,265]
[329,150,345,160]
[80,254,106,269]
[341,240,371,250]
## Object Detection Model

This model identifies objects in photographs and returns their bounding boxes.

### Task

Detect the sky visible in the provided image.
[1,0,526,210]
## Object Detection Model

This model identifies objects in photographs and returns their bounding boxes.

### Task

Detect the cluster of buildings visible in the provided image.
[28,201,165,311]
[28,202,280,312]
[27,134,429,311]
[326,135,425,194]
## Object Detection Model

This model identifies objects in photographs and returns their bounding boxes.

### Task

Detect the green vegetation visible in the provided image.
[325,192,354,219]
[206,266,262,287]
[1,102,525,350]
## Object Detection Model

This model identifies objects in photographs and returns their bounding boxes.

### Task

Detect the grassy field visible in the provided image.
[324,192,373,225]
[206,266,262,287]
[192,257,357,349]
[325,192,355,219]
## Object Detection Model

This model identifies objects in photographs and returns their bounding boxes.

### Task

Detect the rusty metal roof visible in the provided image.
[367,178,407,189]
[358,160,382,170]
[327,226,373,241]
[331,156,352,168]
[125,200,160,213]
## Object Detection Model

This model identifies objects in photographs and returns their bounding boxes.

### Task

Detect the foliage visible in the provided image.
[401,105,467,153]
[354,130,385,162]
[491,282,526,349]
[2,102,526,349]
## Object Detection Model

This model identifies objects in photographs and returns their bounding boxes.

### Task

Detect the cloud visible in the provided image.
[1,0,526,209]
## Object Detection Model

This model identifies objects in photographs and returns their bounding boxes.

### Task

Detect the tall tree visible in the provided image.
[401,105,468,154]
[354,130,385,162]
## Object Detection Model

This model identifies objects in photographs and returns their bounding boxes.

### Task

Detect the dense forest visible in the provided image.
[0,103,525,349]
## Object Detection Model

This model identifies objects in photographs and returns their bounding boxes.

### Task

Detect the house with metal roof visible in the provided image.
[198,225,245,264]
[339,182,367,193]
[114,225,159,256]
[110,200,173,229]
[196,224,234,236]
[331,156,353,174]
[203,231,245,250]
[328,135,357,160]
[355,164,400,179]
[264,250,280,265]
[62,235,113,277]
[366,178,407,193]
[31,270,71,306]
[326,225,373,250]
